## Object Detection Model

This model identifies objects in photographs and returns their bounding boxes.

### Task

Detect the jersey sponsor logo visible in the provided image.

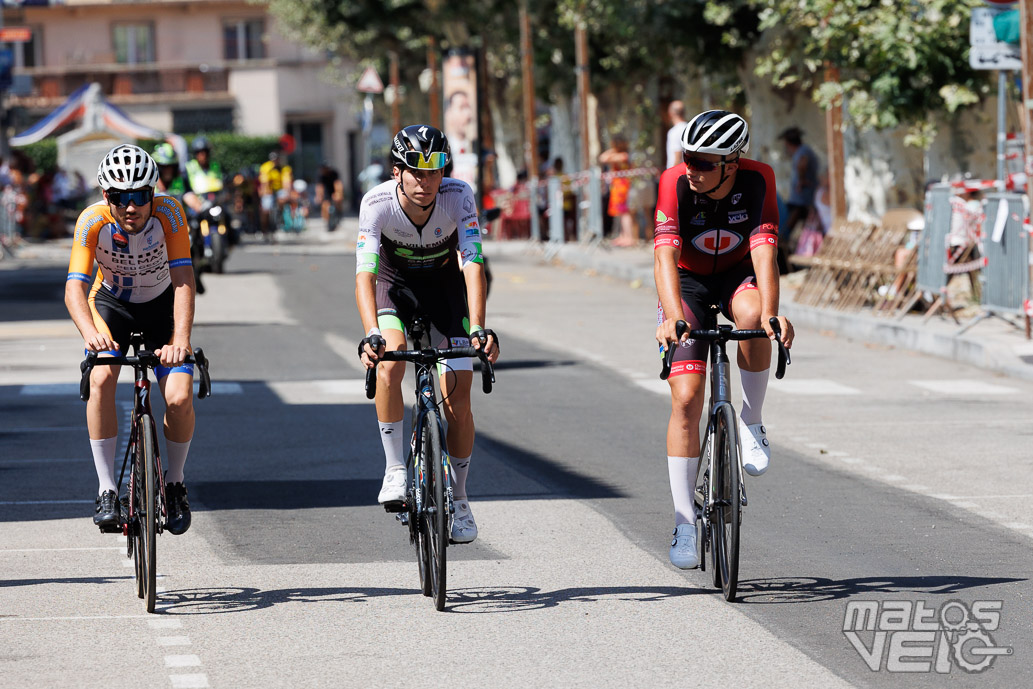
[460,246,482,263]
[692,229,741,255]
[749,234,778,250]
[465,228,479,237]
[731,193,742,205]
[728,210,748,224]
[462,197,474,213]
[656,209,669,223]
[690,212,707,226]
[450,337,471,347]
[654,234,681,249]
[433,227,443,237]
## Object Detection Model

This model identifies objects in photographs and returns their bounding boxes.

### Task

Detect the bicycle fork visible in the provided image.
[709,344,749,511]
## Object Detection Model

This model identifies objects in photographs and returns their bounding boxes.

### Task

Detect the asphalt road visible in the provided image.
[1,230,1030,688]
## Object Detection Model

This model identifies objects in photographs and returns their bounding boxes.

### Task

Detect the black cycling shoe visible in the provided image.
[164,482,192,535]
[93,490,121,529]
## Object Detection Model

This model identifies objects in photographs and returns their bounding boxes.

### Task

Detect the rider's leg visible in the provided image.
[439,369,474,497]
[87,361,120,494]
[729,287,771,423]
[729,286,772,475]
[158,370,195,483]
[375,327,408,473]
[667,372,706,521]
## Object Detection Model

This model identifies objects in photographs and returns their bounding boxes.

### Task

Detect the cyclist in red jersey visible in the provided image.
[654,110,794,569]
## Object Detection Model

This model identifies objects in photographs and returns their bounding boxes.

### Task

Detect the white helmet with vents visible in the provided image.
[97,144,159,191]
[681,110,750,156]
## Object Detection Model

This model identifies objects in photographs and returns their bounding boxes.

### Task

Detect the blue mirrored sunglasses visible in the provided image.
[107,189,153,207]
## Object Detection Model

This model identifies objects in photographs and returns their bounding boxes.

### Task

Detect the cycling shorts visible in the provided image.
[375,262,473,373]
[90,285,193,379]
[658,263,757,377]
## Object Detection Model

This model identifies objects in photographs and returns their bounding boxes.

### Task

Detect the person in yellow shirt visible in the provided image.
[258,150,293,241]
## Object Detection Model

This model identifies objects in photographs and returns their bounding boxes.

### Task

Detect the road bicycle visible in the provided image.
[661,313,790,602]
[364,316,496,611]
[80,334,211,613]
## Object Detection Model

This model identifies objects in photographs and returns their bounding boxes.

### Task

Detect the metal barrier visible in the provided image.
[916,184,953,294]
[957,191,1031,334]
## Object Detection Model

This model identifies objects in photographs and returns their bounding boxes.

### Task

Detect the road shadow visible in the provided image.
[0,264,69,323]
[156,585,414,614]
[0,575,134,588]
[488,359,576,372]
[445,584,707,613]
[735,575,1026,605]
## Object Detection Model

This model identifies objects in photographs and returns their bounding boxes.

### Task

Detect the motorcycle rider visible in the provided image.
[153,143,206,293]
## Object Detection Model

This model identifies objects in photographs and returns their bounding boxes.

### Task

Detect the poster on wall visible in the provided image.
[442,50,478,194]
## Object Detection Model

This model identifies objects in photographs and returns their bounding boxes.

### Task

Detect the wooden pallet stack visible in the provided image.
[791,221,912,313]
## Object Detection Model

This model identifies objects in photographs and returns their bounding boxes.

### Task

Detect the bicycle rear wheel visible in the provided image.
[422,411,448,610]
[710,405,741,601]
[133,414,158,612]
[411,424,432,598]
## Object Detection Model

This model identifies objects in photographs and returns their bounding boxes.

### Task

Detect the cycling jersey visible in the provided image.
[654,157,779,275]
[355,178,483,275]
[186,159,223,194]
[259,160,291,193]
[67,194,192,303]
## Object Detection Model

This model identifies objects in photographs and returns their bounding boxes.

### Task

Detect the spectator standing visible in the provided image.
[314,161,345,230]
[599,136,636,247]
[665,100,688,170]
[777,126,820,265]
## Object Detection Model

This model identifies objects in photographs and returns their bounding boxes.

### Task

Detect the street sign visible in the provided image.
[0,27,32,43]
[356,66,384,94]
[970,6,1022,70]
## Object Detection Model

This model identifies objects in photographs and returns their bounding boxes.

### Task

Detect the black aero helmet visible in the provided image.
[191,135,211,154]
[391,124,450,171]
[681,110,750,156]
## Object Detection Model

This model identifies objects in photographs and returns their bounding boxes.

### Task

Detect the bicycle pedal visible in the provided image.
[395,513,409,525]
[382,500,406,514]
[97,521,124,535]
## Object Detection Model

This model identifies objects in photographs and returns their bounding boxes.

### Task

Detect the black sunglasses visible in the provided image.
[683,154,737,172]
[107,189,153,207]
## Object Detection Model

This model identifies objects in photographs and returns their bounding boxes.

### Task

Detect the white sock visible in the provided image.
[451,453,471,500]
[379,420,405,473]
[165,439,191,484]
[668,456,699,525]
[739,368,769,425]
[90,437,118,495]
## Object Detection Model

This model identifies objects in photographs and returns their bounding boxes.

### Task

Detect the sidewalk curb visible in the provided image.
[494,239,1033,383]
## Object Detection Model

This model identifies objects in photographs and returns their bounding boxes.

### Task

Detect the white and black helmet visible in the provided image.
[681,110,750,156]
[97,144,159,191]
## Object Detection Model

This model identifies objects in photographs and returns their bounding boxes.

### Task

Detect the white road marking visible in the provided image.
[933,493,1033,500]
[169,674,209,689]
[148,618,183,629]
[156,636,191,647]
[1,426,83,433]
[268,378,377,406]
[165,655,202,668]
[909,379,1017,395]
[0,546,121,553]
[0,499,93,505]
[769,379,861,395]
[195,381,242,395]
[19,383,81,396]
[0,614,151,622]
[0,458,85,464]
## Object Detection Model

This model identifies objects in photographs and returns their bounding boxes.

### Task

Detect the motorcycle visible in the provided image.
[192,192,232,275]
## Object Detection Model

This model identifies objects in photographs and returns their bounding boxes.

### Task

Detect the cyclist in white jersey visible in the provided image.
[356,124,499,544]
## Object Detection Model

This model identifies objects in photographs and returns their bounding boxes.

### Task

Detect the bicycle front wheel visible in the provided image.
[711,405,741,601]
[423,412,448,611]
[133,414,159,613]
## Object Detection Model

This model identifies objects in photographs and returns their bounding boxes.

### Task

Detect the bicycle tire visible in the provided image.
[713,405,741,601]
[424,411,448,610]
[136,414,158,612]
[412,421,432,598]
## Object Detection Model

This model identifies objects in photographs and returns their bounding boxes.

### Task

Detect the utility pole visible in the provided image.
[519,0,540,239]
[824,64,847,222]
[428,37,440,129]
[389,51,400,134]
[574,16,590,172]
[1020,0,1033,338]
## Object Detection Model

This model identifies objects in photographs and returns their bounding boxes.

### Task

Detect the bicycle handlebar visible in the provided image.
[79,348,212,402]
[660,317,791,381]
[364,346,495,399]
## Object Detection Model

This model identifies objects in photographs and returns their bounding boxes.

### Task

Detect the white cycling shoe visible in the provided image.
[669,523,699,569]
[451,500,478,544]
[377,467,407,505]
[739,419,770,476]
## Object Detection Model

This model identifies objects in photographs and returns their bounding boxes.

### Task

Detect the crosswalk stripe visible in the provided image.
[909,379,1017,395]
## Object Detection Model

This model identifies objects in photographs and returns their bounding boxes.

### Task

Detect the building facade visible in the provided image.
[4,0,361,194]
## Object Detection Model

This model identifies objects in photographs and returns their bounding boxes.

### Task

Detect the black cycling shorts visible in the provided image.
[375,261,471,351]
[90,285,192,377]
[658,263,757,377]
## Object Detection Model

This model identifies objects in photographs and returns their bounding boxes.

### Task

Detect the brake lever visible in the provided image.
[79,352,97,402]
[768,317,791,380]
